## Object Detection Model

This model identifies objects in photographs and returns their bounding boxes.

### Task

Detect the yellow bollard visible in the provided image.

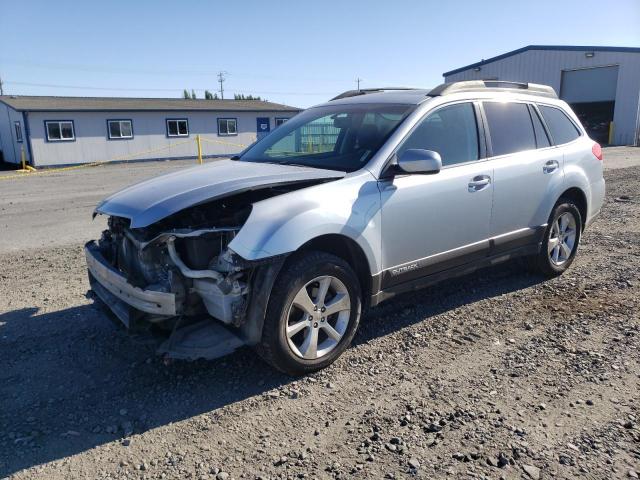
[196,134,203,165]
[608,122,614,145]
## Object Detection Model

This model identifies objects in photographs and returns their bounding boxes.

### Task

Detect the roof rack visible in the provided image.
[428,80,558,99]
[330,87,419,101]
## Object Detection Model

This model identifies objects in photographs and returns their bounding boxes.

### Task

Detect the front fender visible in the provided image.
[228,170,383,274]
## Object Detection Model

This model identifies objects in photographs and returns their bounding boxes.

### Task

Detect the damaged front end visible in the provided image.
[85,159,347,360]
[85,188,290,359]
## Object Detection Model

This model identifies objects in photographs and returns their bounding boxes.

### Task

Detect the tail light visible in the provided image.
[592,142,603,161]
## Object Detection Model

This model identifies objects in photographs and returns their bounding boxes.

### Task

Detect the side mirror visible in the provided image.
[397,149,442,174]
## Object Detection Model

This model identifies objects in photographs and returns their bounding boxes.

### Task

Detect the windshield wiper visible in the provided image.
[269,160,310,168]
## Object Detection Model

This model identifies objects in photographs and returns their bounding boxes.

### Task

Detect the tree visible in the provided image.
[183,89,190,99]
[234,93,262,101]
[191,89,196,99]
[204,90,221,100]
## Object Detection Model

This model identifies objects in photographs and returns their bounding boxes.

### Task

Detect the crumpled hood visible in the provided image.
[95,159,346,228]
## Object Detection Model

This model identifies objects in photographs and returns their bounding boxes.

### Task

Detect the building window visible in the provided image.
[107,120,133,139]
[14,121,23,142]
[166,119,189,137]
[217,118,237,136]
[274,117,289,128]
[45,121,75,142]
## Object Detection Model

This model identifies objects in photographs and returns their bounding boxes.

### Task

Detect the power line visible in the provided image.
[3,80,335,96]
[0,57,349,83]
[5,81,179,92]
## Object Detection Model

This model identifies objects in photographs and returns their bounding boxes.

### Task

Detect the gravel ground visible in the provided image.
[1,151,639,479]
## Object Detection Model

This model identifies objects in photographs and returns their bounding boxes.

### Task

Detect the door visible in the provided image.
[256,117,270,140]
[379,102,493,288]
[560,66,618,143]
[483,101,564,253]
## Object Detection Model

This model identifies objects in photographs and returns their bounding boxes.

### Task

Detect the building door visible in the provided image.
[256,117,270,140]
[560,65,618,144]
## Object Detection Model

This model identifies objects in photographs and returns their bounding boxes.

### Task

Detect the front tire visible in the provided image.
[529,198,582,277]
[258,251,362,376]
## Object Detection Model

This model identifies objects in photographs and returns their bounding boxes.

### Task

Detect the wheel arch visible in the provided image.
[294,234,373,310]
[239,234,374,346]
[558,187,588,231]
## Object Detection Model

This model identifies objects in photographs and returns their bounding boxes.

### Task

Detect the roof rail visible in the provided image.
[428,80,558,99]
[330,87,419,101]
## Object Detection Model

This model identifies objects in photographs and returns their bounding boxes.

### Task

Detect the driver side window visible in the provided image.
[397,102,480,167]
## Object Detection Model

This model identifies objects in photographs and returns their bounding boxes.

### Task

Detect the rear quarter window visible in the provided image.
[538,105,581,145]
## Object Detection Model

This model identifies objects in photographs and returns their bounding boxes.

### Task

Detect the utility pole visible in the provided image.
[356,77,362,92]
[0,75,4,96]
[217,71,227,100]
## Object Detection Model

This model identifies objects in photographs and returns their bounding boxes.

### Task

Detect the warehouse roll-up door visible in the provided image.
[560,65,618,103]
[560,65,619,144]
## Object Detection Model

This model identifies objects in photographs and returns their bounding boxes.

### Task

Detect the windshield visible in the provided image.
[239,103,415,172]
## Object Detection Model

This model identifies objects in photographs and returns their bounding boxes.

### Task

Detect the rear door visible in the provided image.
[483,101,564,252]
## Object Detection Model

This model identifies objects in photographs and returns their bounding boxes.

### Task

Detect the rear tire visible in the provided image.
[257,251,362,376]
[528,198,582,277]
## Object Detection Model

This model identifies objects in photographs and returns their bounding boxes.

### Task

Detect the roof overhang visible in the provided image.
[443,45,640,77]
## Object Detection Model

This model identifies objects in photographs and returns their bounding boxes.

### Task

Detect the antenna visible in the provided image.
[217,71,228,99]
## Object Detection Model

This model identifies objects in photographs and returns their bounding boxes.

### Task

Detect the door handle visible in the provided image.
[543,160,560,174]
[468,175,491,192]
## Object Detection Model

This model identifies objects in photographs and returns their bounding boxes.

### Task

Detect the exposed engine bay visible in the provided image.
[85,156,349,361]
[87,182,324,357]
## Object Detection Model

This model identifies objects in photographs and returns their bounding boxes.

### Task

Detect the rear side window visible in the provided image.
[529,106,551,148]
[483,102,536,156]
[398,102,479,167]
[538,105,581,145]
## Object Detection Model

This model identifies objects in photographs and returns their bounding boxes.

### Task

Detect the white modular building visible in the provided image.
[443,45,640,145]
[0,96,300,166]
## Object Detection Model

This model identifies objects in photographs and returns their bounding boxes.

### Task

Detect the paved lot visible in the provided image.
[1,147,637,255]
[0,148,639,479]
[0,159,196,254]
[601,146,640,170]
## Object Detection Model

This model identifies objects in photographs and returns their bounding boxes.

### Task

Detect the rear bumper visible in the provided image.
[586,177,605,229]
[85,241,176,324]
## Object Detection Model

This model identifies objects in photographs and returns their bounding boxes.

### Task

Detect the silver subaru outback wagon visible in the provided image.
[86,81,605,375]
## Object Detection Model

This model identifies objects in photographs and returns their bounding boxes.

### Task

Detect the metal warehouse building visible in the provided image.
[0,96,300,167]
[443,45,640,146]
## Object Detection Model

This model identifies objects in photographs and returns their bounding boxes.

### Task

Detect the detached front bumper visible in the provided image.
[85,241,177,326]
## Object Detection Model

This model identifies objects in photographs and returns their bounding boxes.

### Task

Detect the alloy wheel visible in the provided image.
[285,276,351,360]
[548,212,577,266]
